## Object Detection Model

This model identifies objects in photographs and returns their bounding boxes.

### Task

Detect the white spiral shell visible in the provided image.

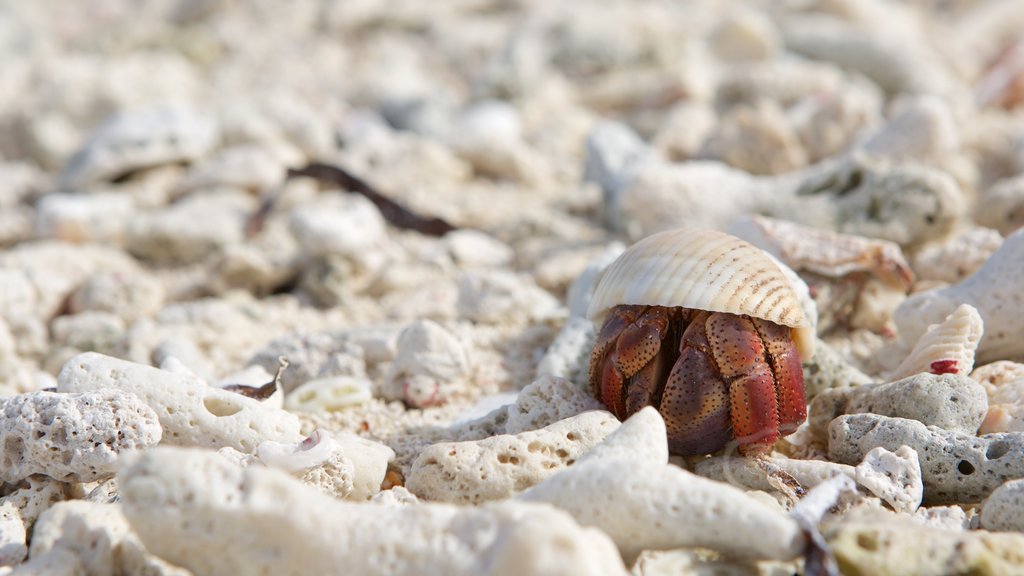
[588,228,816,360]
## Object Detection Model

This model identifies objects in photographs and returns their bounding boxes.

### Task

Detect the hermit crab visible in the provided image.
[588,228,815,456]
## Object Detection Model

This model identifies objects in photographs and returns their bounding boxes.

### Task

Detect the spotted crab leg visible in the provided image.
[660,311,732,455]
[705,313,781,455]
[751,317,807,436]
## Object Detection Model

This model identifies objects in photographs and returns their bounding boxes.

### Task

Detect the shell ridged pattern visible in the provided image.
[588,228,812,330]
[887,304,983,381]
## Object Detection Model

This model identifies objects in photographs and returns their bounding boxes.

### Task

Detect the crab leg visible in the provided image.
[751,317,807,436]
[660,312,732,455]
[706,313,781,455]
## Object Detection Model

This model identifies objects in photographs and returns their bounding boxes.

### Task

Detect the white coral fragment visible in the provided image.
[0,389,161,484]
[406,410,620,504]
[888,304,984,381]
[382,320,470,408]
[57,352,302,453]
[855,446,924,514]
[117,447,628,576]
[519,409,803,562]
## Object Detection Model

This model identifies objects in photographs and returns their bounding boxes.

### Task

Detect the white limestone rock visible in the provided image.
[0,503,26,567]
[60,105,218,190]
[118,447,628,576]
[125,191,253,264]
[0,242,137,321]
[0,389,161,484]
[809,372,988,437]
[49,312,125,356]
[28,501,189,576]
[895,227,1024,364]
[578,406,668,465]
[583,122,655,224]
[829,413,1024,504]
[981,478,1024,532]
[504,375,605,435]
[447,100,549,185]
[381,320,470,408]
[406,410,620,504]
[57,352,302,453]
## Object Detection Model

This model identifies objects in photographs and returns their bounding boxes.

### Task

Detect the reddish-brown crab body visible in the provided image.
[589,304,806,456]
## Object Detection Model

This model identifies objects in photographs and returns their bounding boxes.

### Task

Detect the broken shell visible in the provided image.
[886,304,984,381]
[587,228,815,360]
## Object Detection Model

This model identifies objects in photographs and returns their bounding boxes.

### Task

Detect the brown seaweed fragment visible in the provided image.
[287,162,457,236]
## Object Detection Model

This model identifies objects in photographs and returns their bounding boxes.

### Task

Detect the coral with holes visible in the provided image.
[504,375,606,434]
[57,352,302,453]
[809,372,988,438]
[117,447,628,576]
[695,446,923,514]
[0,389,160,484]
[829,413,1024,504]
[405,410,620,504]
[828,518,1024,576]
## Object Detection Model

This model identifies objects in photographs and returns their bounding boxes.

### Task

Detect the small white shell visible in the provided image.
[588,228,815,359]
[887,304,983,381]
